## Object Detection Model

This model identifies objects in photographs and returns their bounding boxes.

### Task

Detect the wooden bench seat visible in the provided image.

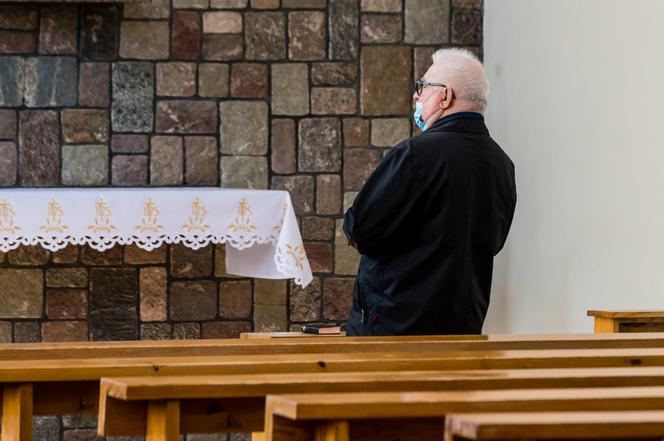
[445,411,664,441]
[100,367,664,440]
[12,347,664,383]
[0,335,480,360]
[0,335,479,359]
[265,389,664,441]
[5,333,664,360]
[589,310,664,333]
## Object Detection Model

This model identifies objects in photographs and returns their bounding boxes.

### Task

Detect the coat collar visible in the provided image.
[427,111,489,135]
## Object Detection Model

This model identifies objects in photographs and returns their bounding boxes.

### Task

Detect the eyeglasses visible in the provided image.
[414,80,447,96]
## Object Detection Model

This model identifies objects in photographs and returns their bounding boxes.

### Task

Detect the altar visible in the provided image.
[0,188,312,287]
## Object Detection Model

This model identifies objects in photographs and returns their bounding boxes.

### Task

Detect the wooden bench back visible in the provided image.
[445,411,664,441]
[266,386,664,420]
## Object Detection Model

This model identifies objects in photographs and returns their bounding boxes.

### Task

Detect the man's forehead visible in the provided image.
[423,62,443,81]
[422,65,433,81]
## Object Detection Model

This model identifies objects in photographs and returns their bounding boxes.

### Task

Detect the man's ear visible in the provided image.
[440,87,453,110]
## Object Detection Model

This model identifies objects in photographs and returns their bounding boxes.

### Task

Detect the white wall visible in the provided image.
[483,0,664,333]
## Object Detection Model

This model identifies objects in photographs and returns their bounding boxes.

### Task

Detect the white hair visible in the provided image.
[432,48,489,111]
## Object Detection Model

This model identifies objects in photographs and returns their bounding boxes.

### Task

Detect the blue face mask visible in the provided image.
[413,102,427,131]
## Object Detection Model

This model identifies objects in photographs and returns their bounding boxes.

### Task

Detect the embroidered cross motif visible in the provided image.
[229,198,257,233]
[40,198,69,233]
[0,199,20,234]
[88,197,116,234]
[135,198,164,233]
[183,197,210,232]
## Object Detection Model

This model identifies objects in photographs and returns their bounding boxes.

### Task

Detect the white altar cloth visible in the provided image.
[0,188,312,287]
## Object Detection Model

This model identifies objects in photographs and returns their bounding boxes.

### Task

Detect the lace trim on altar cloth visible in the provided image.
[0,233,309,287]
[0,232,279,253]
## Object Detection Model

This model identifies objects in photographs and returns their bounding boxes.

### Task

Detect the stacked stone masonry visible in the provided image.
[0,0,483,340]
[0,0,482,437]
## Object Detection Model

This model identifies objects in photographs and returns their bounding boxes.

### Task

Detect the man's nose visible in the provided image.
[412,91,420,102]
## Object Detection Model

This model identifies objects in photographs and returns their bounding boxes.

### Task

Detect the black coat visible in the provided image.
[343,112,516,336]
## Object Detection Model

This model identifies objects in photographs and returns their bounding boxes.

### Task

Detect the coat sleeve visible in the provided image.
[343,142,429,257]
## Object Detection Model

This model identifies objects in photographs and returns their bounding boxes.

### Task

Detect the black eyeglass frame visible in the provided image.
[415,80,448,96]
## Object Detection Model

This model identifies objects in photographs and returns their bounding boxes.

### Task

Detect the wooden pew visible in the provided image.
[445,411,664,441]
[99,367,664,439]
[3,342,664,441]
[6,345,664,417]
[588,310,664,333]
[266,389,664,441]
[6,333,664,360]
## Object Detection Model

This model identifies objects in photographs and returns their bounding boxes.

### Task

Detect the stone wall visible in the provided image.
[0,0,485,344]
[0,0,482,342]
[0,0,481,437]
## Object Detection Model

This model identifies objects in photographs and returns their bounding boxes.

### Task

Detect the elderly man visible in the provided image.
[343,48,517,336]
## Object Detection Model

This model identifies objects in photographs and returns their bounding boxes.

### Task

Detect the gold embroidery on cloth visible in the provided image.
[286,244,306,270]
[229,198,256,233]
[40,198,69,233]
[183,197,210,232]
[88,197,116,233]
[273,203,288,234]
[135,198,164,233]
[0,199,20,234]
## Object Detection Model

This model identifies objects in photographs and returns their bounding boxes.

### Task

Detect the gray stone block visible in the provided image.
[0,57,24,107]
[62,145,109,186]
[112,62,154,133]
[62,414,98,429]
[140,323,172,340]
[371,118,411,146]
[0,109,16,139]
[272,175,314,215]
[18,110,60,186]
[329,0,359,60]
[13,322,40,343]
[0,321,10,343]
[24,57,77,107]
[271,63,309,116]
[220,156,268,189]
[245,12,285,60]
[151,136,184,186]
[220,101,268,155]
[405,0,450,44]
[298,118,342,172]
[0,269,43,319]
[185,137,218,185]
[112,155,148,186]
[33,416,61,441]
[173,322,201,340]
[0,142,16,186]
